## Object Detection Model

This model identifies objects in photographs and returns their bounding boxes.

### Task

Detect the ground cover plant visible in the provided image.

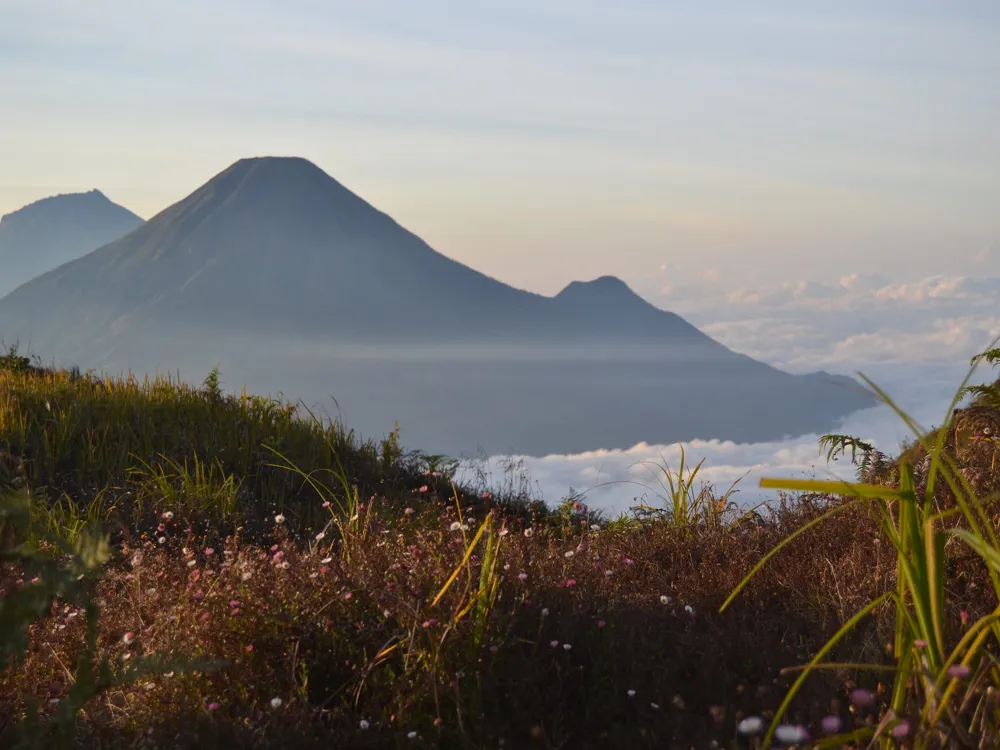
[0,341,998,749]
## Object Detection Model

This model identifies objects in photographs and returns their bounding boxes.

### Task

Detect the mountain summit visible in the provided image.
[0,189,142,297]
[0,156,875,455]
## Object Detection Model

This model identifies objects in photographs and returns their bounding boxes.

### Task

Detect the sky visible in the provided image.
[2,0,998,297]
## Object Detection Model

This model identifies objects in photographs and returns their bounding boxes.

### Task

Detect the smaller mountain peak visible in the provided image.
[555,275,636,299]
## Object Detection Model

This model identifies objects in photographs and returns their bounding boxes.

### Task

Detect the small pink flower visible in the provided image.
[208,701,221,711]
[322,501,332,508]
[597,620,606,629]
[550,640,559,648]
[319,565,330,574]
[272,550,284,561]
[481,492,491,499]
[821,715,842,734]
[270,544,279,552]
[204,547,214,556]
[489,645,499,654]
[419,485,429,493]
[229,600,241,608]
[422,618,438,628]
[246,644,254,653]
[404,507,415,516]
[891,719,912,739]
[961,610,970,626]
[122,632,135,645]
[344,592,353,601]
[199,612,211,623]
[849,688,874,708]
[157,523,166,532]
[624,557,634,566]
[947,664,972,680]
[518,572,528,581]
[913,639,928,649]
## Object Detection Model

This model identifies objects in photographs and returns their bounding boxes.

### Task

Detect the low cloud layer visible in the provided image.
[639,271,1000,371]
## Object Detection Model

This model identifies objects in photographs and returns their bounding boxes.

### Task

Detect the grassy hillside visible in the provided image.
[1,344,999,749]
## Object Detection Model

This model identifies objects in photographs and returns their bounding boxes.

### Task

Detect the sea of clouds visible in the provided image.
[459,268,1000,517]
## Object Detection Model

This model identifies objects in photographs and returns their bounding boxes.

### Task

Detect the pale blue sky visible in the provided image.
[1,0,997,295]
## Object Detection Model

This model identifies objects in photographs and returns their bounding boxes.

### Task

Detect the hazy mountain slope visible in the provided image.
[0,190,143,298]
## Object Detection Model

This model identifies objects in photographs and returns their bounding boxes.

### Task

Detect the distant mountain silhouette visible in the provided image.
[0,157,877,456]
[0,190,142,298]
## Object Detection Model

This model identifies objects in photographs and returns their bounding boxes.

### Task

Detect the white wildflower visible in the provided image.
[270,697,283,710]
[274,514,286,524]
[774,725,809,745]
[359,719,370,730]
[738,717,764,736]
